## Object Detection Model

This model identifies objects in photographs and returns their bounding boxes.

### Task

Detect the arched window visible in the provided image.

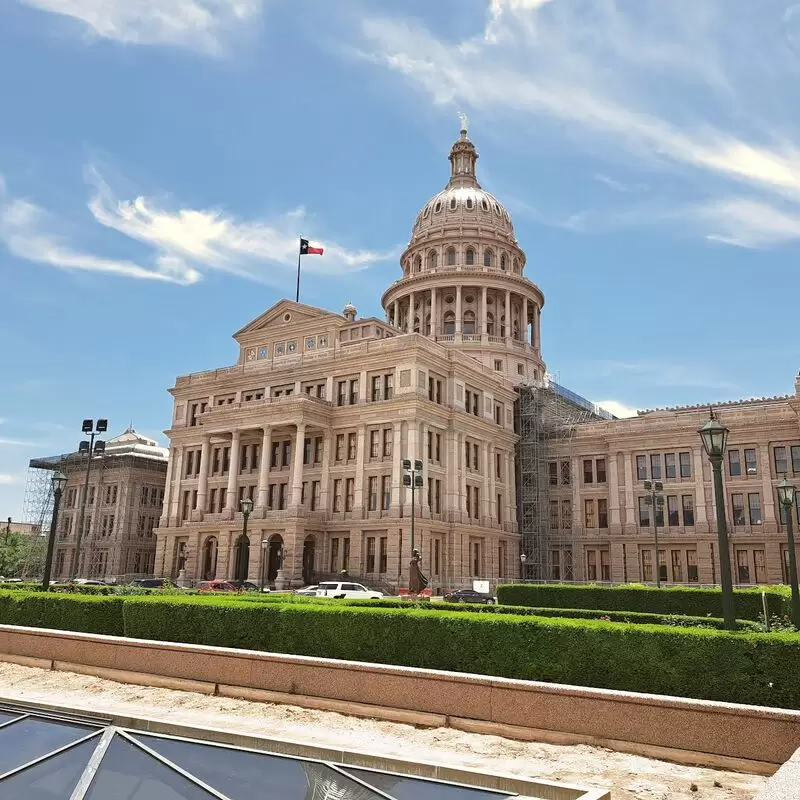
[424,314,431,335]
[413,316,420,334]
[500,254,507,271]
[466,197,473,210]
[428,249,438,269]
[463,310,476,335]
[513,320,519,339]
[434,201,442,213]
[484,249,494,267]
[202,536,218,580]
[414,255,421,273]
[513,257,519,274]
[446,247,456,266]
[486,312,495,336]
[465,248,474,266]
[500,315,506,338]
[481,199,489,211]
[443,311,455,336]
[449,197,457,210]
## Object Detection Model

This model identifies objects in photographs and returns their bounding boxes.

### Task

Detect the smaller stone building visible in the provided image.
[29,428,168,581]
[543,374,800,586]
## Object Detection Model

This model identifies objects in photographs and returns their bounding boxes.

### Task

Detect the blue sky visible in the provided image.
[2,0,800,519]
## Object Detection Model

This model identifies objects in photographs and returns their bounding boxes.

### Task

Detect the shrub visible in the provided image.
[496,583,790,621]
[0,591,124,636]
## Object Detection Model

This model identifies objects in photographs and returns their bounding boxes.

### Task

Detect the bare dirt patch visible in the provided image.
[0,662,767,799]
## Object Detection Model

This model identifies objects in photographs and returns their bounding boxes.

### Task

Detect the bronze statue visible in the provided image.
[408,548,429,595]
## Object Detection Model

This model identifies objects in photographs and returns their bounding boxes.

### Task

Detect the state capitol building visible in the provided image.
[143,124,800,592]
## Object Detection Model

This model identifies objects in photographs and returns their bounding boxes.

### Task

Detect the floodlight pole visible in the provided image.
[72,419,107,580]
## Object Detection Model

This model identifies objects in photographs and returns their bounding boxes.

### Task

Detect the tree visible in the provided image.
[0,531,46,579]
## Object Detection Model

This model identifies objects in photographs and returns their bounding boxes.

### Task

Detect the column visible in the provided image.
[320,431,332,511]
[455,286,462,336]
[693,447,708,526]
[430,287,437,337]
[160,446,176,526]
[522,296,529,343]
[392,300,398,327]
[608,452,620,527]
[445,428,458,520]
[504,290,511,340]
[224,430,241,511]
[168,446,184,525]
[760,443,776,525]
[353,424,367,514]
[325,375,334,401]
[256,427,272,509]
[535,306,541,350]
[358,370,367,402]
[482,442,491,522]
[409,291,416,332]
[459,432,467,516]
[390,422,403,511]
[507,453,517,528]
[290,422,306,507]
[623,453,635,533]
[421,423,430,514]
[196,435,211,513]
[481,286,487,337]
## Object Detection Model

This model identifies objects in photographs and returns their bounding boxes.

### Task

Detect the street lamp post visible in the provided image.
[699,412,736,630]
[72,418,107,580]
[42,472,68,592]
[402,458,424,560]
[777,476,800,628]
[643,480,665,587]
[236,498,254,583]
[260,538,269,593]
[520,552,527,580]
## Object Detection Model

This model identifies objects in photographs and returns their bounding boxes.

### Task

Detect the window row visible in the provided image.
[638,495,695,527]
[408,246,518,273]
[642,548,699,583]
[636,452,692,481]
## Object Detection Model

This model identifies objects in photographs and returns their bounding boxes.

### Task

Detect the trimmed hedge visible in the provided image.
[497,583,790,620]
[0,591,797,707]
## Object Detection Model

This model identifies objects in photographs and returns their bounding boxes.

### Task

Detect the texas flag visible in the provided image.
[299,238,324,256]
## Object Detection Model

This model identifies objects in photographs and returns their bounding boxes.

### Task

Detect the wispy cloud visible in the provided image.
[358,0,800,248]
[0,474,19,486]
[588,360,740,393]
[594,399,638,419]
[0,170,398,286]
[17,0,263,55]
[0,438,40,448]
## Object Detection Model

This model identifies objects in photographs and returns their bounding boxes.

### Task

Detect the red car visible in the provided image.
[197,580,238,592]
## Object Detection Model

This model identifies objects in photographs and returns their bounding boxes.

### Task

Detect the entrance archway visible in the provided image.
[233,534,250,582]
[201,537,218,580]
[267,534,284,583]
[302,535,316,585]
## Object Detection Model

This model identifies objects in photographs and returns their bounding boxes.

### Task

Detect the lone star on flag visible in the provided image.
[300,238,324,256]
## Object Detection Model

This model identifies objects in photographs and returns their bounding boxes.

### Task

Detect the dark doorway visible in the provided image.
[202,537,218,580]
[233,534,250,582]
[267,535,284,583]
[302,536,316,584]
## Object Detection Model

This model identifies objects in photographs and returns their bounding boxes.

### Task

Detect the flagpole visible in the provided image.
[296,236,302,303]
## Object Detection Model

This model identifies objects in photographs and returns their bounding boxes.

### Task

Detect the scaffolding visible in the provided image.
[516,377,614,580]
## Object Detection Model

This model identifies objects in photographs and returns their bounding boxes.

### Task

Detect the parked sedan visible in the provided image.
[197,580,239,592]
[314,582,383,600]
[443,588,497,605]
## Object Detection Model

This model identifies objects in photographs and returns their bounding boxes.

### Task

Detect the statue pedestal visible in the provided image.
[176,569,187,588]
[275,570,288,591]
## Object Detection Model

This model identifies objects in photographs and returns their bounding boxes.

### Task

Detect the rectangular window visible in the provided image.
[664,453,676,479]
[382,475,391,510]
[379,537,388,573]
[562,499,572,529]
[671,550,683,583]
[435,433,441,462]
[347,432,357,460]
[278,483,287,510]
[383,428,393,458]
[732,493,746,526]
[596,458,607,483]
[679,452,692,478]
[464,440,470,469]
[309,481,320,510]
[600,550,610,582]
[598,498,608,529]
[366,537,376,572]
[641,549,653,582]
[496,493,502,524]
[775,446,788,475]
[636,455,648,481]
[371,375,381,402]
[330,538,339,572]
[335,434,344,461]
[368,476,378,511]
[472,542,481,576]
[384,373,394,400]
[667,495,679,526]
[584,499,596,528]
[650,454,662,481]
[550,500,560,530]
[682,495,695,526]
[744,448,757,475]
[793,445,800,474]
[333,479,342,512]
[638,496,650,526]
[349,379,358,405]
[222,446,231,474]
[754,549,766,584]
[564,550,574,580]
[434,540,440,575]
[313,437,322,463]
[658,549,667,583]
[345,478,355,511]
[342,538,350,571]
[728,449,741,477]
[370,430,379,458]
[473,443,479,471]
[583,459,593,484]
[748,493,762,525]
[736,549,750,584]
[549,462,558,486]
[586,550,597,581]
[473,487,480,519]
[561,460,571,486]
[337,381,347,406]
[281,441,290,467]
[550,550,561,581]
[687,549,698,582]
[303,438,312,465]
[270,443,279,469]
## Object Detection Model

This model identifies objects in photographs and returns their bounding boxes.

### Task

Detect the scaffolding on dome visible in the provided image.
[516,378,614,580]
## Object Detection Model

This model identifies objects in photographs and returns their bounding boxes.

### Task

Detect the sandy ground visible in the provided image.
[0,662,767,800]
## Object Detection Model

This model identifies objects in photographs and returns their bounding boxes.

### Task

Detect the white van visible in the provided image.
[314,581,383,599]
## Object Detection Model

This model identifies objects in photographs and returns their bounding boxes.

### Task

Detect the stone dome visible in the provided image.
[409,123,515,243]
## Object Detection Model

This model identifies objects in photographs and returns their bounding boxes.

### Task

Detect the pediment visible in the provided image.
[233,300,341,340]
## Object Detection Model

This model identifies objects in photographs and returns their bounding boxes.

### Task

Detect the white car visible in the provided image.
[314,581,383,600]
